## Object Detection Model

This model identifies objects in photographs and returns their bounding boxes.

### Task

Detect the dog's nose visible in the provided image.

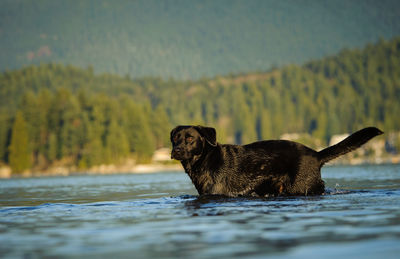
[171,147,182,159]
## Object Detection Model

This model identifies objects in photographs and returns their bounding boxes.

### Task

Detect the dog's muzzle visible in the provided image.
[171,147,182,160]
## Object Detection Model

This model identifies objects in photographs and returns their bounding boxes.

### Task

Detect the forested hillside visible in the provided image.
[1,37,399,173]
[1,0,400,79]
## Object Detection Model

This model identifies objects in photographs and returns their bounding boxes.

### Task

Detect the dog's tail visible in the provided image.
[318,127,383,165]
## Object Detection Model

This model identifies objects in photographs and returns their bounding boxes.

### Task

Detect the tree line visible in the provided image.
[1,37,400,173]
[0,89,170,173]
[142,37,400,144]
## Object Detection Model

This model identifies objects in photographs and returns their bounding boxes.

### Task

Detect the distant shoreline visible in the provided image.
[0,163,183,179]
[1,155,400,179]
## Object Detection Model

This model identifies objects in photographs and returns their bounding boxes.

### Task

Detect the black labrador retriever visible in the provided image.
[170,125,383,197]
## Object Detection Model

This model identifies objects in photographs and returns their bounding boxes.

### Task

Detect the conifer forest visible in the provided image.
[1,37,400,173]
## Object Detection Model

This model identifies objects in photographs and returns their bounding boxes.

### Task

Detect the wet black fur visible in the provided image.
[170,125,383,197]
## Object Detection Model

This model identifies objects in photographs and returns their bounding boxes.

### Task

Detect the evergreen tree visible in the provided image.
[46,132,57,163]
[0,110,9,163]
[124,102,155,162]
[8,111,31,173]
[104,118,130,164]
[82,136,104,167]
[150,105,171,148]
[36,90,52,161]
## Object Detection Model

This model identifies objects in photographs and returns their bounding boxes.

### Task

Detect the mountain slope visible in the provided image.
[1,37,400,140]
[1,0,400,79]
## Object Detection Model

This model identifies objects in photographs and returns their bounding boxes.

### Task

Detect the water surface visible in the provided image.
[1,164,400,258]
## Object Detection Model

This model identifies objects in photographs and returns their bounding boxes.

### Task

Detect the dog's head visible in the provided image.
[170,125,217,161]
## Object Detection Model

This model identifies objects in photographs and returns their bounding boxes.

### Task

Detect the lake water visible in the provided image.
[1,164,400,258]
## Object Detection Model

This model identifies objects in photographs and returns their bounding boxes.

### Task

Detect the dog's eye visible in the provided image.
[186,137,193,142]
[173,136,179,143]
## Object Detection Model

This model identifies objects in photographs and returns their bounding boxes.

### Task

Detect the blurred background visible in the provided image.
[1,0,400,176]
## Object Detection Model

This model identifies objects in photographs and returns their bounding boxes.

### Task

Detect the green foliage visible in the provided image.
[0,109,10,163]
[0,37,400,171]
[46,133,57,163]
[8,111,31,173]
[104,118,130,164]
[123,101,156,163]
[150,105,172,148]
[1,88,166,172]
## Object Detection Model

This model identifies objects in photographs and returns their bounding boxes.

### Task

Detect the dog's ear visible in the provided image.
[194,125,217,147]
[170,126,181,143]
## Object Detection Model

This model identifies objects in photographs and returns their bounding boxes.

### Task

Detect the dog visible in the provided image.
[170,125,383,197]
